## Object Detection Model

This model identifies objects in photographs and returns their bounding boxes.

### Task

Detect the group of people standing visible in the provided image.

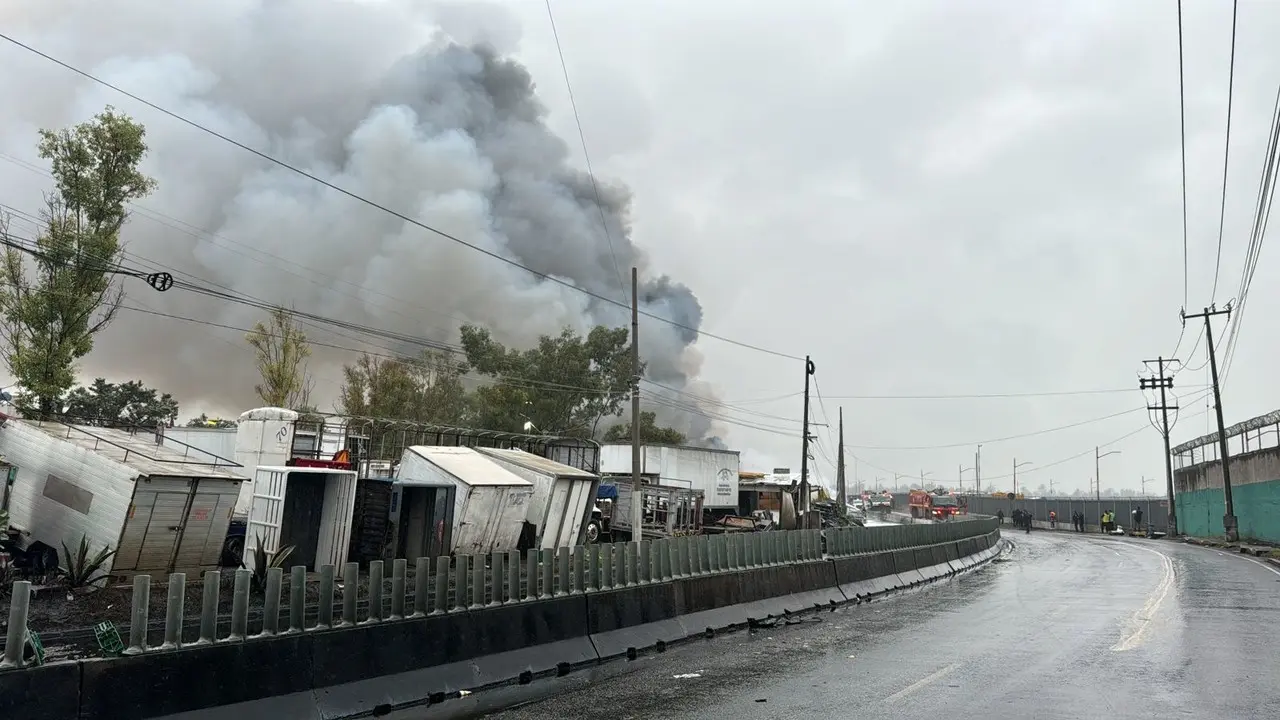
[998,507,1146,535]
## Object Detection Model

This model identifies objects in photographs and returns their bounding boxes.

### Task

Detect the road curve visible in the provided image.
[467,532,1280,719]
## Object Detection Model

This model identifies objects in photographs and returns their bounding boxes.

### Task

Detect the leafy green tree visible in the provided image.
[338,350,469,425]
[245,307,313,409]
[186,413,237,428]
[61,378,179,428]
[0,107,156,418]
[603,410,686,445]
[460,324,636,437]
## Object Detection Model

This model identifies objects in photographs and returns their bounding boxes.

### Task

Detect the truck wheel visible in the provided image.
[221,535,245,567]
[585,521,601,544]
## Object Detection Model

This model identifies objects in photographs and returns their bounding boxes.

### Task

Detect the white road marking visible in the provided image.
[1111,543,1175,652]
[885,663,959,703]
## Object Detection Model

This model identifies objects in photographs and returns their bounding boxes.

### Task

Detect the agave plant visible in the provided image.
[60,535,115,589]
[250,533,296,592]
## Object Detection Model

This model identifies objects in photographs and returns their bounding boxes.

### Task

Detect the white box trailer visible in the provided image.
[475,447,599,549]
[395,446,533,555]
[599,444,741,510]
[243,466,358,577]
[0,418,245,576]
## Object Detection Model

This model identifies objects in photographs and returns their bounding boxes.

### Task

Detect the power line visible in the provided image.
[820,387,1149,400]
[1211,0,1240,301]
[542,0,627,302]
[846,405,1151,451]
[0,32,802,362]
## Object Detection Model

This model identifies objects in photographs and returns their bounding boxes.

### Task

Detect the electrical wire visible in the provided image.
[0,32,803,361]
[543,0,628,301]
[846,405,1151,451]
[1211,0,1239,301]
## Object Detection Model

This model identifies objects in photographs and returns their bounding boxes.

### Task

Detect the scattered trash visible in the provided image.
[458,690,471,697]
[672,673,702,679]
[755,698,768,703]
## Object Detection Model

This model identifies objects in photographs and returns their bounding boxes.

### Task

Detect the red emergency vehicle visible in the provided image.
[908,488,961,521]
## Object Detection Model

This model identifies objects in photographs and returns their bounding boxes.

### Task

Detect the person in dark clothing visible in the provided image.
[1134,506,1144,536]
[997,509,1005,525]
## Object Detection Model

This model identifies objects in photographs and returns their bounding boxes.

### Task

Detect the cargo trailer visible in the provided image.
[599,444,740,511]
[395,446,533,555]
[0,416,245,577]
[243,466,358,576]
[475,447,599,549]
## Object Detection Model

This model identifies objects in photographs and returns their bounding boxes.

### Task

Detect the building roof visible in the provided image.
[29,422,247,480]
[404,446,533,487]
[474,447,596,479]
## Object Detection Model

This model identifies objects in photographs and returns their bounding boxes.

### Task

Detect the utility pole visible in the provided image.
[1182,305,1237,541]
[836,407,847,514]
[1141,356,1179,535]
[799,356,816,523]
[1013,458,1031,496]
[976,444,983,494]
[630,267,643,542]
[1049,478,1056,495]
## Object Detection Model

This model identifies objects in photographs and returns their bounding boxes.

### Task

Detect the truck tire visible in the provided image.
[585,520,602,544]
[221,534,245,567]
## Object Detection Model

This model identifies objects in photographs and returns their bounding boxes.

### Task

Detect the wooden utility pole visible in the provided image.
[1183,305,1237,540]
[1140,356,1179,535]
[630,267,643,542]
[799,356,816,522]
[836,407,847,514]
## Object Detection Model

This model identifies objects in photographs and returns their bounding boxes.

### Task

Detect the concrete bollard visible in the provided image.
[540,549,554,599]
[700,536,712,574]
[289,566,306,632]
[125,574,152,653]
[637,540,651,584]
[660,539,673,581]
[601,542,615,589]
[318,565,336,629]
[229,569,250,641]
[198,570,220,643]
[391,558,407,619]
[367,561,385,622]
[679,536,692,577]
[432,557,449,615]
[412,558,430,617]
[586,544,600,591]
[340,563,359,626]
[507,550,521,603]
[525,550,539,600]
[1,581,31,668]
[454,555,470,612]
[261,568,282,636]
[162,573,187,649]
[471,554,485,609]
[557,547,570,595]
[489,553,505,606]
[625,543,637,586]
[572,546,585,593]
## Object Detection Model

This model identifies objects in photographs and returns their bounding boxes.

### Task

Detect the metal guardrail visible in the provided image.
[0,520,998,669]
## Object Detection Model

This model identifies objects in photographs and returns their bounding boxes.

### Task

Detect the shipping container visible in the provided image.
[0,417,245,576]
[599,444,741,510]
[243,466,358,577]
[475,447,599,549]
[395,446,534,555]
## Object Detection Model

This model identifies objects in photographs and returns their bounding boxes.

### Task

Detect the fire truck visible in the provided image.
[908,488,961,521]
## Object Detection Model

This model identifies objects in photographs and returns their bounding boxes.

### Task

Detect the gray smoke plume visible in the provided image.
[0,0,728,441]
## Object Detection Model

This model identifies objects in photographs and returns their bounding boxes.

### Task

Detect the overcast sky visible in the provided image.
[1,0,1277,496]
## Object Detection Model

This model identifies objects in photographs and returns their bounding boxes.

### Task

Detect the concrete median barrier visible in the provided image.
[0,523,1002,720]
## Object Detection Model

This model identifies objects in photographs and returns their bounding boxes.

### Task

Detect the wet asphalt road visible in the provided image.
[473,532,1280,720]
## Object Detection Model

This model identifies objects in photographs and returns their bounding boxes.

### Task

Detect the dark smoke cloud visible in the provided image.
[0,0,727,441]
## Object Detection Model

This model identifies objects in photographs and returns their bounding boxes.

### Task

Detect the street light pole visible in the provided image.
[1095,446,1121,501]
[1013,458,1032,496]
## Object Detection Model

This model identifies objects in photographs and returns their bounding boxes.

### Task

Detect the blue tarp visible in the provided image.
[597,484,619,500]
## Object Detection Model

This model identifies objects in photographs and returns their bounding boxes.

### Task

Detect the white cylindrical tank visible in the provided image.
[233,407,298,512]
